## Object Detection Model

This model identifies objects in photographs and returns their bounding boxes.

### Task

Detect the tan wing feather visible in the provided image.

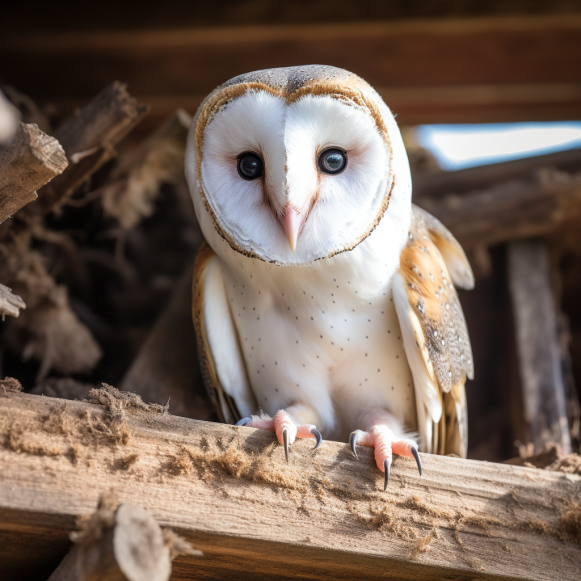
[192,242,245,424]
[398,205,473,456]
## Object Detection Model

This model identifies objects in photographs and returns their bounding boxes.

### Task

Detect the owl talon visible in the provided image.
[411,446,422,476]
[349,430,361,459]
[235,417,252,427]
[384,458,390,491]
[311,427,323,450]
[282,427,290,462]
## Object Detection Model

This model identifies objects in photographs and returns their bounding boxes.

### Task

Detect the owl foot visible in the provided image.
[349,426,421,490]
[236,409,322,462]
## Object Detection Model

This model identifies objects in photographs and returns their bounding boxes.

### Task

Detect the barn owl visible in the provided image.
[186,65,474,489]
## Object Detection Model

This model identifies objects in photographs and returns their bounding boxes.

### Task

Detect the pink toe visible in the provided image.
[248,416,275,431]
[296,424,316,439]
[274,410,297,445]
[392,440,417,459]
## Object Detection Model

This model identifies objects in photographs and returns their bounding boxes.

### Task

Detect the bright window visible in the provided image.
[417,123,581,170]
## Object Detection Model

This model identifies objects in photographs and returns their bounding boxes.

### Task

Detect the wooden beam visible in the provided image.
[0,122,67,224]
[2,15,581,126]
[28,82,150,219]
[417,152,581,252]
[413,148,581,200]
[0,390,580,581]
[508,240,572,454]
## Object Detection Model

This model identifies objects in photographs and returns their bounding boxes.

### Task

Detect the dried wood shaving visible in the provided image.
[0,377,22,394]
[162,529,203,560]
[88,383,169,421]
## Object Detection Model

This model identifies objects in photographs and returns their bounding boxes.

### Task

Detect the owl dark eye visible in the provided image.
[237,152,264,180]
[317,148,347,175]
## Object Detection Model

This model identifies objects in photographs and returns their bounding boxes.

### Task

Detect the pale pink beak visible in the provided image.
[282,205,304,253]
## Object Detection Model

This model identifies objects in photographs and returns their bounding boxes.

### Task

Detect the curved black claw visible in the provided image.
[349,430,361,459]
[383,458,391,491]
[282,428,289,463]
[235,417,252,427]
[311,427,323,450]
[411,446,422,476]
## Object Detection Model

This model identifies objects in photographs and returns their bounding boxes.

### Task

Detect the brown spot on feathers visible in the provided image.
[399,206,473,456]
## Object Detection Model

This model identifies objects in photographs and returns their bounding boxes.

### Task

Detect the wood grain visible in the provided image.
[0,391,579,581]
[508,240,572,454]
[418,163,581,251]
[3,15,581,127]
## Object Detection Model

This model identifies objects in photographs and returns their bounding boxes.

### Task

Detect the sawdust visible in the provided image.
[117,453,139,470]
[165,438,307,492]
[357,503,421,541]
[88,383,168,422]
[5,421,62,456]
[561,504,581,546]
[0,389,140,466]
[454,526,465,549]
[410,533,433,558]
[78,408,130,447]
[0,377,22,394]
[401,495,455,520]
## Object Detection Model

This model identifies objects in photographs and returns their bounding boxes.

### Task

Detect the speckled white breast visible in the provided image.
[219,240,417,441]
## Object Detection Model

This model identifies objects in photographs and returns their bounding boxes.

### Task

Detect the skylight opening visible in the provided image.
[416,122,581,170]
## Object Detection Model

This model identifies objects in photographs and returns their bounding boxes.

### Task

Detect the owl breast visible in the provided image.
[222,254,417,441]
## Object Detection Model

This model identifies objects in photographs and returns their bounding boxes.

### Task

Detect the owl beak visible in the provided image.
[282,205,303,253]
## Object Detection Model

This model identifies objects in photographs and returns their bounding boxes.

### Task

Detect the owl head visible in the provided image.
[186,65,411,265]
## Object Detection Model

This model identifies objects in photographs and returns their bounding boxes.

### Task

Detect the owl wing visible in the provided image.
[393,205,474,457]
[192,243,257,423]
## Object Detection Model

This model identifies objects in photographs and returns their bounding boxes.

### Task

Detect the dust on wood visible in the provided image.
[0,377,22,394]
[1,392,580,581]
[88,383,169,422]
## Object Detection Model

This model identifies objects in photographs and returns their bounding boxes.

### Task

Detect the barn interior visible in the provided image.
[1,2,580,580]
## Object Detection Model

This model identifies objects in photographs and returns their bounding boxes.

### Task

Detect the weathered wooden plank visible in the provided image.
[413,148,581,200]
[3,15,581,126]
[0,122,67,224]
[0,391,579,581]
[417,163,581,251]
[31,82,150,218]
[507,240,572,454]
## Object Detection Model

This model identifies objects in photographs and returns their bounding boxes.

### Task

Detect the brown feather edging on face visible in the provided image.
[193,73,395,262]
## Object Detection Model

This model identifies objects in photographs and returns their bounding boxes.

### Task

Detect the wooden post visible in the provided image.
[508,239,572,453]
[120,264,215,421]
[48,503,172,581]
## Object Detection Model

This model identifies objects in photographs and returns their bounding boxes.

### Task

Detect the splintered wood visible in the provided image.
[0,391,579,581]
[0,121,68,224]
